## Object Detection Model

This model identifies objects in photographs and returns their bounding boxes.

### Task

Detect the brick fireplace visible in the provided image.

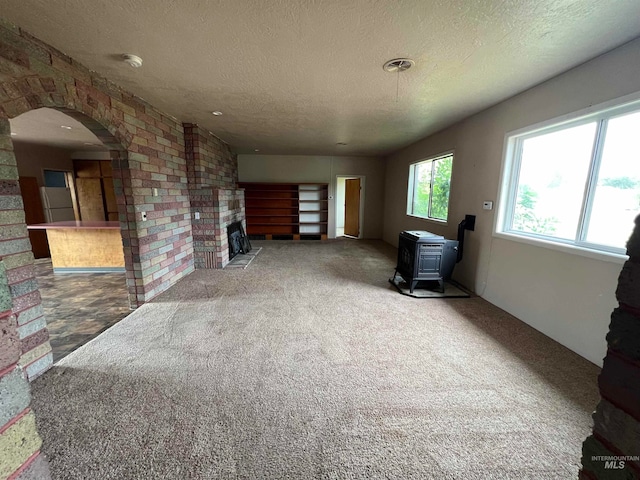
[191,187,245,269]
[183,123,244,269]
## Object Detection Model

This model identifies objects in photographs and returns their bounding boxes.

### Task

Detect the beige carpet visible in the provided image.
[31,239,600,479]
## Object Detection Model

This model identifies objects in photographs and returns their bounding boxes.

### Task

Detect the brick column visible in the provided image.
[0,122,52,381]
[0,261,51,479]
[183,123,243,269]
[580,215,640,478]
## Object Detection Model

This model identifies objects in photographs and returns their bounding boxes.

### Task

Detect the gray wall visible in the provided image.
[13,142,74,187]
[383,38,640,366]
[238,155,385,239]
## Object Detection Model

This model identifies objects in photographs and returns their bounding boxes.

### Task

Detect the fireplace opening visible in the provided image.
[227,221,251,261]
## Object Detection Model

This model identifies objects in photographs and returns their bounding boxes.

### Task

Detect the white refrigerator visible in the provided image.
[40,187,76,222]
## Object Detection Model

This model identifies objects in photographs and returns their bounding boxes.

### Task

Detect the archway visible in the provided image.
[9,107,135,362]
[0,86,141,379]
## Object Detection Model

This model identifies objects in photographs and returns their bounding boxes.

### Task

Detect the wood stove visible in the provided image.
[394,231,458,293]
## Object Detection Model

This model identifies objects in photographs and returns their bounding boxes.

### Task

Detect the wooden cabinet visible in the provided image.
[73,160,119,221]
[76,177,105,221]
[239,182,328,239]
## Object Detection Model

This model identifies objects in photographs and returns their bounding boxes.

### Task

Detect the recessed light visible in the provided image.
[122,54,143,68]
[61,125,72,130]
[254,149,260,152]
[336,142,348,146]
[10,132,16,136]
[211,111,223,116]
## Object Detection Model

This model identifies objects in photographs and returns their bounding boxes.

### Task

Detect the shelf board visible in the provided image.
[299,210,328,213]
[244,189,299,193]
[247,197,299,201]
[250,222,298,226]
[246,206,297,210]
[299,199,328,203]
[300,222,328,225]
[246,214,298,217]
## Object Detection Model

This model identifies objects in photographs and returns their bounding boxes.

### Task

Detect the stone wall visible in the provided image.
[0,260,51,479]
[184,123,237,187]
[184,123,243,268]
[0,19,197,380]
[212,188,245,268]
[0,122,53,380]
[189,186,246,269]
[580,215,640,479]
[0,18,244,478]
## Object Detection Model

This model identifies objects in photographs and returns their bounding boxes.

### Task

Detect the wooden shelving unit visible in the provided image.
[239,182,328,239]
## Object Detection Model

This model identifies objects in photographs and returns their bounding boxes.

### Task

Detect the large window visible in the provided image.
[498,99,640,255]
[407,153,453,221]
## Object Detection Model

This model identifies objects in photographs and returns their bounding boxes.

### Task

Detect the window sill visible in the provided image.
[494,231,628,265]
[406,214,448,226]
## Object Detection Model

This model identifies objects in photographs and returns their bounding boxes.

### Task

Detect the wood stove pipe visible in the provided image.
[456,214,476,263]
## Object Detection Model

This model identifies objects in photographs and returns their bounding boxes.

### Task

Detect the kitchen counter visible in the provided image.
[27,221,125,273]
[27,221,121,230]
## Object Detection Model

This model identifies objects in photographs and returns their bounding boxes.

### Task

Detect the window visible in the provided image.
[407,153,453,222]
[43,169,68,188]
[499,98,640,255]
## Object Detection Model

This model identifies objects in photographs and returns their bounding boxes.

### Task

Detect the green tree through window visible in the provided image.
[408,154,453,221]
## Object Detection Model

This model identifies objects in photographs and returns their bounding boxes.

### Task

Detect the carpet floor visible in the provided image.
[31,239,601,479]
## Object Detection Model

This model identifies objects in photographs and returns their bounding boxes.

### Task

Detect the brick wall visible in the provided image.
[0,18,244,478]
[580,215,640,479]
[184,123,243,268]
[184,123,237,188]
[0,118,53,380]
[0,19,196,379]
[0,260,51,479]
[191,187,246,268]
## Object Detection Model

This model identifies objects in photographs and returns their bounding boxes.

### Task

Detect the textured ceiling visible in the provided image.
[1,0,640,156]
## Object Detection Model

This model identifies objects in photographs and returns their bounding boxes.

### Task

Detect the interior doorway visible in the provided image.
[335,175,365,238]
[10,107,131,362]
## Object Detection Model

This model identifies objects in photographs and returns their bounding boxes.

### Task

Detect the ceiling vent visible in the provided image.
[383,58,415,72]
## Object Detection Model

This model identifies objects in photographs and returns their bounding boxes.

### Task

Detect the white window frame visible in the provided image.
[406,151,454,224]
[495,92,640,263]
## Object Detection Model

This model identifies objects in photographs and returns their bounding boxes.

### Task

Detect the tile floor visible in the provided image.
[33,258,131,362]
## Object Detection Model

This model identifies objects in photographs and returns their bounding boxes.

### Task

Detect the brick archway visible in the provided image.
[0,77,144,380]
[0,80,142,308]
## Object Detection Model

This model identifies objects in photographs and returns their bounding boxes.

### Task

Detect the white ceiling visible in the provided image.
[2,0,640,156]
[9,108,107,151]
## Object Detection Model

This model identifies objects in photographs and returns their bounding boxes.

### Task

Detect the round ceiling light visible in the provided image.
[383,58,415,73]
[212,111,223,116]
[122,54,143,68]
[336,142,348,146]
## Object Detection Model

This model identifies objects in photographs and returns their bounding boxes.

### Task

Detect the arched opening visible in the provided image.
[1,104,139,375]
[10,107,134,363]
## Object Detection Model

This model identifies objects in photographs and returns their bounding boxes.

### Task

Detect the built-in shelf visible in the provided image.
[239,182,328,239]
